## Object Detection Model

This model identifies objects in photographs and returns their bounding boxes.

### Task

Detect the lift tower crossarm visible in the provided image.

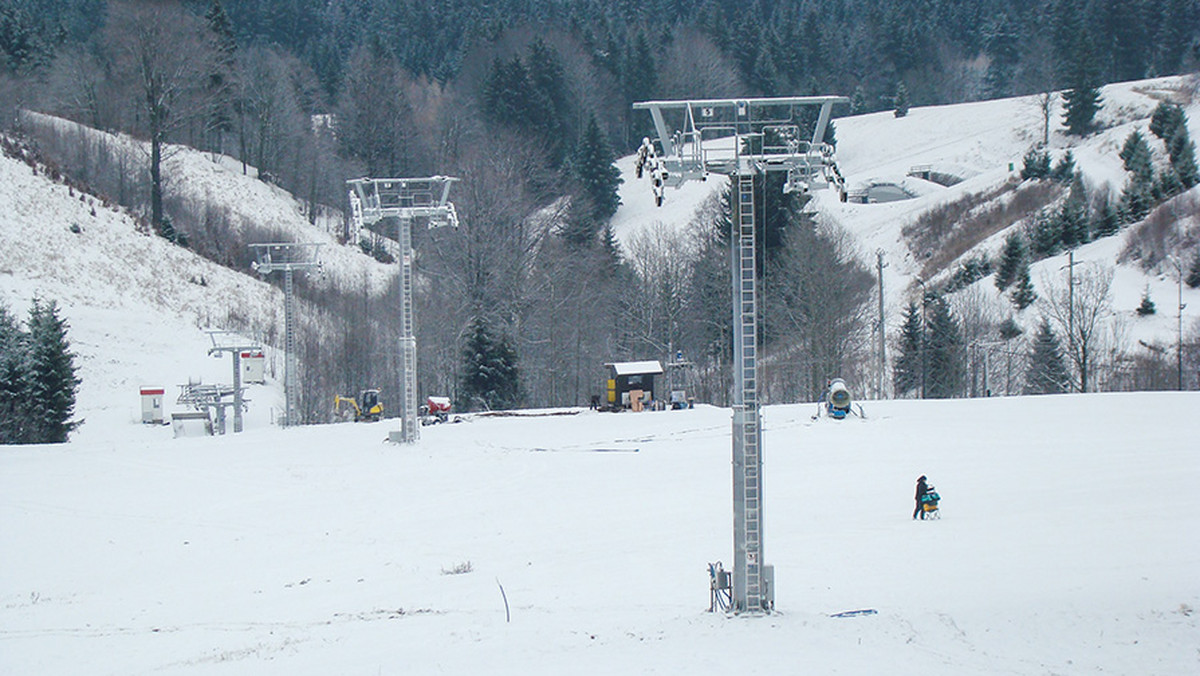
[205,330,263,434]
[633,96,847,156]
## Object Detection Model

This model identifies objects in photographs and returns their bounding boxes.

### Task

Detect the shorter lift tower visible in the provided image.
[347,176,459,444]
[633,95,848,613]
[251,242,323,427]
[205,330,263,433]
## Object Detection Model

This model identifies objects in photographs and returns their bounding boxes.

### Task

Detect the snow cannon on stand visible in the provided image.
[813,378,864,420]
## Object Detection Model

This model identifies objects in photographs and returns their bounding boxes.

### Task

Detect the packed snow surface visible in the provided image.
[3,394,1198,674]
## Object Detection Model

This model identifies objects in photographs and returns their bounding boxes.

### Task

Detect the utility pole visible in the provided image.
[1172,256,1185,390]
[1063,250,1080,392]
[917,278,927,399]
[876,250,887,399]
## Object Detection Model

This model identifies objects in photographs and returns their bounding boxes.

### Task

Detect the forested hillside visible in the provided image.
[2,0,1199,420]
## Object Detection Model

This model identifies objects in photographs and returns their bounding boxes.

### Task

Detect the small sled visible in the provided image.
[920,488,941,520]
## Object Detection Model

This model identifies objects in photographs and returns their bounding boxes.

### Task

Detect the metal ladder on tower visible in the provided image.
[398,216,419,442]
[283,267,298,426]
[736,173,763,611]
[348,190,364,243]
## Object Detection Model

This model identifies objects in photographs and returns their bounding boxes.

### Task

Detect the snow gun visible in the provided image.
[813,378,864,420]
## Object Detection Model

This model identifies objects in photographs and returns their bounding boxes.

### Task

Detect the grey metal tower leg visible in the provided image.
[731,174,765,613]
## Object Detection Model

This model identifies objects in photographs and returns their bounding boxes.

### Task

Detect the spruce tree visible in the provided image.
[1187,250,1200,289]
[999,317,1024,342]
[850,86,867,115]
[1062,82,1102,136]
[1029,212,1062,259]
[459,314,521,412]
[1024,318,1070,395]
[0,303,29,444]
[1157,169,1185,199]
[995,233,1026,291]
[204,0,237,154]
[893,81,909,118]
[1057,196,1088,250]
[1092,199,1121,238]
[598,224,623,274]
[1119,130,1155,221]
[1136,288,1156,316]
[1149,102,1186,142]
[1051,150,1076,182]
[572,114,622,225]
[893,301,924,397]
[1021,148,1051,180]
[482,56,531,129]
[525,39,572,166]
[1166,125,1199,189]
[622,33,657,141]
[924,294,964,398]
[1061,32,1102,136]
[1009,264,1038,311]
[23,299,80,443]
[983,14,1020,98]
[1120,130,1154,180]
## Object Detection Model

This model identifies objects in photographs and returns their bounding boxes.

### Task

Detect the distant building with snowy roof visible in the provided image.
[604,361,663,410]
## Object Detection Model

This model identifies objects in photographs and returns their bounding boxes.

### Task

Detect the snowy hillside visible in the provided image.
[18,111,397,297]
[3,393,1198,674]
[0,144,292,439]
[611,75,1200,349]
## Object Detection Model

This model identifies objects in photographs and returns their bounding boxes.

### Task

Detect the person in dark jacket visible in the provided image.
[913,475,929,520]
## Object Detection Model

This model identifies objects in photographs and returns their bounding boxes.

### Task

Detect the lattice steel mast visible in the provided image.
[633,96,848,613]
[251,243,322,427]
[347,177,459,444]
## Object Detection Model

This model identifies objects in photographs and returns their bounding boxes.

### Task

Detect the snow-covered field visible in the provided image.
[3,76,1200,674]
[3,394,1198,674]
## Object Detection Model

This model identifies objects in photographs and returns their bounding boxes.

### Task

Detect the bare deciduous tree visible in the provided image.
[658,29,745,101]
[621,221,700,359]
[1040,264,1115,392]
[103,0,216,234]
[766,215,874,401]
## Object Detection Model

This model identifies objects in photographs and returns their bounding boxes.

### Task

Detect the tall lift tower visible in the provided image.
[250,242,323,427]
[633,96,848,613]
[347,176,459,444]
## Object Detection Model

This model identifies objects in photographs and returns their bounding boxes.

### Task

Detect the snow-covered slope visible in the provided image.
[822,76,1200,314]
[2,394,1197,674]
[611,75,1200,348]
[0,146,291,440]
[18,111,396,297]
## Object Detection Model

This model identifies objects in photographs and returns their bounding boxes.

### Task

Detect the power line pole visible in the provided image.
[917,278,927,399]
[1063,250,1080,391]
[1172,256,1185,390]
[876,250,887,399]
